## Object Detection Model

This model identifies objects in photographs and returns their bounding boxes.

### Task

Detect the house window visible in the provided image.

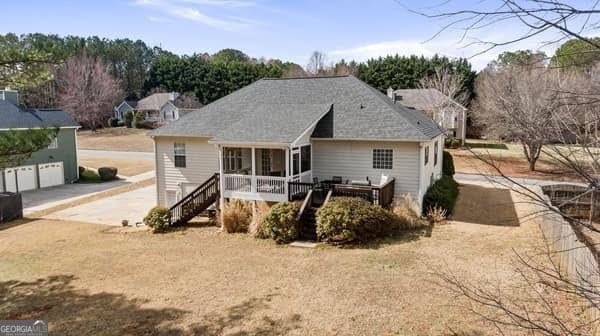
[174,143,186,168]
[434,141,439,166]
[224,148,243,173]
[372,149,393,169]
[300,145,311,172]
[424,146,429,166]
[47,137,58,149]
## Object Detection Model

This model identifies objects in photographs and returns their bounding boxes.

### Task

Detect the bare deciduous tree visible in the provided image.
[56,52,122,130]
[418,65,469,144]
[473,67,563,171]
[307,51,328,76]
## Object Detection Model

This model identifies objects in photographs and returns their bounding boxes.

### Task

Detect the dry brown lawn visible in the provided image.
[449,141,584,182]
[78,155,154,177]
[0,184,577,335]
[77,128,153,152]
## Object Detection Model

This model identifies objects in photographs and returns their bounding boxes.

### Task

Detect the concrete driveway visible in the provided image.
[44,185,156,226]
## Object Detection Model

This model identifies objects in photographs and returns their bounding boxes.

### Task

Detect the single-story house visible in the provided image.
[114,100,138,121]
[0,89,80,193]
[151,76,444,225]
[114,92,201,124]
[387,88,467,144]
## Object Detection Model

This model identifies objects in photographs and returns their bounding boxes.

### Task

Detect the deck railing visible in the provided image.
[288,181,314,201]
[223,174,252,193]
[330,178,395,208]
[223,174,287,195]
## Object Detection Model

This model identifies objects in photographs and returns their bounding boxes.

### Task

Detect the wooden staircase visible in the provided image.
[169,173,220,227]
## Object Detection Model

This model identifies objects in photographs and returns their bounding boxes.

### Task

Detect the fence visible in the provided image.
[537,186,600,328]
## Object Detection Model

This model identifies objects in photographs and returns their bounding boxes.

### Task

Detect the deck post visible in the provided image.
[251,147,256,193]
[217,145,225,222]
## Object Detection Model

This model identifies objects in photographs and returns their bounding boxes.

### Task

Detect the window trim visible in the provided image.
[174,142,186,168]
[224,148,243,173]
[372,148,393,170]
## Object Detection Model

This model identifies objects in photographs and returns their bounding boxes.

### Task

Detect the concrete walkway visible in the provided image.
[455,172,587,187]
[44,185,156,226]
[78,149,154,159]
[23,171,154,216]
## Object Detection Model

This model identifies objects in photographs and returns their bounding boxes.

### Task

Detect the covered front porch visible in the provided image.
[218,144,312,202]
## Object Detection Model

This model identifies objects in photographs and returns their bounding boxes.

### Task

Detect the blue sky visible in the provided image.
[3,0,596,70]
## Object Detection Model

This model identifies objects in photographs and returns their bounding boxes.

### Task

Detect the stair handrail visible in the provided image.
[169,173,219,211]
[169,173,220,226]
[296,189,314,222]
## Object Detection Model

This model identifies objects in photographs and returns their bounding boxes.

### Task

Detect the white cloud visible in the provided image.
[147,15,171,22]
[328,37,559,71]
[134,0,258,31]
[181,0,256,8]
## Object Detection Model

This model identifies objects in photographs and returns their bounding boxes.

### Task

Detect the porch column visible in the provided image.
[284,147,289,199]
[284,147,289,180]
[218,145,225,214]
[251,147,256,193]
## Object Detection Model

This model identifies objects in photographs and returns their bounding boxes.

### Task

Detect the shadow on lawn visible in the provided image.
[0,218,37,232]
[189,293,303,335]
[0,274,188,335]
[452,184,519,226]
[465,141,509,150]
[344,226,433,250]
[0,275,302,335]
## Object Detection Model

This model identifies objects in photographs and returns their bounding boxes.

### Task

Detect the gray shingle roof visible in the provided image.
[0,100,79,129]
[393,88,466,111]
[137,93,174,110]
[151,76,442,142]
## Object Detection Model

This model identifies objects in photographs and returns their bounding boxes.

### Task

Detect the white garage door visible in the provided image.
[39,162,64,188]
[3,168,17,193]
[16,165,37,191]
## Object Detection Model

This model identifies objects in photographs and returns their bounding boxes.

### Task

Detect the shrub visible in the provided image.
[144,206,171,233]
[262,202,300,243]
[422,175,459,216]
[392,194,428,229]
[249,201,270,239]
[442,150,455,177]
[124,110,134,128]
[426,205,448,224]
[444,137,461,149]
[108,117,119,127]
[135,120,157,129]
[316,197,399,244]
[78,166,85,176]
[221,199,252,233]
[134,110,145,128]
[98,167,118,181]
[79,167,101,182]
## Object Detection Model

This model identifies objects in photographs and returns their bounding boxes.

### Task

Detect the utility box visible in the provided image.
[0,192,23,223]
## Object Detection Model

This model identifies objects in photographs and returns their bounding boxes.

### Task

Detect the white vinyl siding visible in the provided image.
[419,134,445,203]
[312,140,421,203]
[155,137,219,206]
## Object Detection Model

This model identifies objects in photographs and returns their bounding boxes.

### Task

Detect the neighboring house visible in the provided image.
[114,92,200,124]
[0,89,80,193]
[387,88,467,143]
[151,76,444,224]
[114,100,138,121]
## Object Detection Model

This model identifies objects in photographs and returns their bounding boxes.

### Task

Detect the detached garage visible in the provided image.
[0,89,79,193]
